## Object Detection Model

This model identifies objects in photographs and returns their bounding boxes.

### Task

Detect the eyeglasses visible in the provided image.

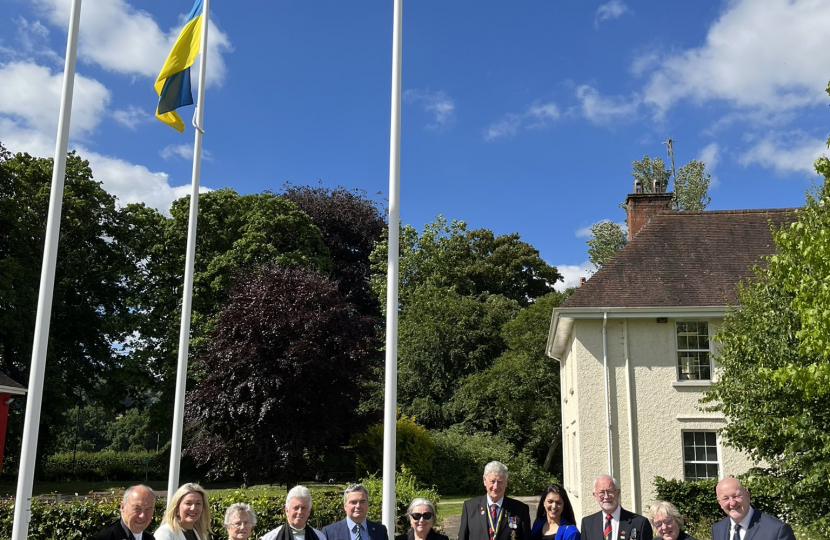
[230,521,253,528]
[595,490,618,497]
[653,520,674,528]
[411,512,434,521]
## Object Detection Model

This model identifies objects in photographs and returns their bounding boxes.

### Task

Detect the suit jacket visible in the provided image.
[711,508,795,540]
[90,519,155,540]
[458,496,532,540]
[580,508,652,540]
[323,518,389,540]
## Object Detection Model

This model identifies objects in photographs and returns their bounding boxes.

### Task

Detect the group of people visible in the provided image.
[90,461,796,540]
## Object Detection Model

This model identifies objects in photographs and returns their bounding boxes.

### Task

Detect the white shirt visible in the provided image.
[730,507,755,540]
[603,506,621,540]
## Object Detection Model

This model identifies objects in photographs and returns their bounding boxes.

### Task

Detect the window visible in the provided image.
[676,321,711,380]
[683,431,719,480]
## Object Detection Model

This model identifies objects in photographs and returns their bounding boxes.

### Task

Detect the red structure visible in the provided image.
[0,372,27,475]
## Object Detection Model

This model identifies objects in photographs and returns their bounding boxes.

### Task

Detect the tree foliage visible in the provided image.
[631,154,671,194]
[587,220,627,267]
[453,292,570,472]
[674,160,711,211]
[703,173,830,531]
[185,264,378,484]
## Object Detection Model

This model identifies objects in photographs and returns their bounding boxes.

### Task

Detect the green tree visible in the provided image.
[0,146,139,458]
[396,285,520,428]
[631,154,671,193]
[673,160,712,211]
[185,264,379,485]
[703,172,830,531]
[453,292,570,472]
[587,221,627,267]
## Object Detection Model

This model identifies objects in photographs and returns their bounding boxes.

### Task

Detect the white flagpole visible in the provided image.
[166,0,210,503]
[382,0,403,531]
[11,0,82,538]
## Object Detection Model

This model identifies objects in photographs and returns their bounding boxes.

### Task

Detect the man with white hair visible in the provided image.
[261,485,326,540]
[90,485,156,540]
[458,461,531,540]
[581,475,652,540]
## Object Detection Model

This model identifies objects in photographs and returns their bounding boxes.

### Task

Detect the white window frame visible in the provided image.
[681,430,721,481]
[675,321,712,381]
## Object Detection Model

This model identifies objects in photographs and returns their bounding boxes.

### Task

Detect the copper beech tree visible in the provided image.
[185,264,379,485]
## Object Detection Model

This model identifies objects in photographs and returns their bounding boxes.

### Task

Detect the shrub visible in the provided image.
[361,467,441,534]
[42,451,167,482]
[430,427,553,496]
[351,414,435,482]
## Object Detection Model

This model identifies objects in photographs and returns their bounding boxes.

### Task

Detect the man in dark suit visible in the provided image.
[323,484,389,540]
[90,484,156,540]
[580,475,652,540]
[458,461,531,540]
[712,477,795,540]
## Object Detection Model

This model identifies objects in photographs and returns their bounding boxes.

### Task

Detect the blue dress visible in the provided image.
[530,518,580,540]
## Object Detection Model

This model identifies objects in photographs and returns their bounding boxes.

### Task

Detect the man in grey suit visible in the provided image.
[322,484,389,540]
[712,478,795,540]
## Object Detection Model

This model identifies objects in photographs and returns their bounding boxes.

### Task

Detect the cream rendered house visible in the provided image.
[546,191,796,520]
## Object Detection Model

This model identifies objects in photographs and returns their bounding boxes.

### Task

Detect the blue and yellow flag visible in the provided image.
[154,0,203,132]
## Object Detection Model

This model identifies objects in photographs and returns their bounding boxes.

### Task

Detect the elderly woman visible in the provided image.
[648,501,698,540]
[260,485,326,540]
[395,498,448,540]
[155,483,211,540]
[225,503,257,540]
[531,484,579,540]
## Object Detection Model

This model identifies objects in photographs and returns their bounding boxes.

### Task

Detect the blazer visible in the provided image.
[90,519,155,540]
[395,528,450,540]
[154,524,206,540]
[530,517,580,540]
[580,508,652,540]
[458,496,532,540]
[711,509,795,540]
[322,518,389,540]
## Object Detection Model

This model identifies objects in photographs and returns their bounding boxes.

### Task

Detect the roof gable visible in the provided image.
[563,208,798,309]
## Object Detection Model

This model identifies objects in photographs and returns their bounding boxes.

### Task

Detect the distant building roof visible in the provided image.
[0,371,26,395]
[562,208,798,309]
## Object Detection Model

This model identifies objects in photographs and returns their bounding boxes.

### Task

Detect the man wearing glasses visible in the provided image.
[261,485,327,540]
[581,475,652,540]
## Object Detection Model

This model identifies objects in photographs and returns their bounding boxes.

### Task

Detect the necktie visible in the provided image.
[489,504,498,540]
[353,524,363,540]
[732,524,741,540]
[603,514,612,540]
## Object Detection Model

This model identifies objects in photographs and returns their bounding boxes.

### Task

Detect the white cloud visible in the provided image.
[160,143,212,162]
[575,85,640,125]
[32,0,232,87]
[112,105,148,129]
[0,61,110,139]
[643,0,830,116]
[404,89,456,129]
[738,131,827,175]
[484,101,560,141]
[484,114,522,142]
[698,142,721,187]
[554,261,596,292]
[595,0,630,28]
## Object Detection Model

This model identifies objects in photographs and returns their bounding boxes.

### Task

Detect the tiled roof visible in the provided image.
[562,208,798,309]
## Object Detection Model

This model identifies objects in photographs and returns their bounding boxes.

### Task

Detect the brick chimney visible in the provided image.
[625,192,673,240]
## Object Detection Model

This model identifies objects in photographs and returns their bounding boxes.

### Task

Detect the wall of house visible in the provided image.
[560,316,757,522]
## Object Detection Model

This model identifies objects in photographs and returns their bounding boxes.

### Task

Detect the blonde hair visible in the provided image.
[648,500,685,531]
[164,483,211,539]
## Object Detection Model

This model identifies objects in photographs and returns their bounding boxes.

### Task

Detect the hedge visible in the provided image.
[0,472,438,540]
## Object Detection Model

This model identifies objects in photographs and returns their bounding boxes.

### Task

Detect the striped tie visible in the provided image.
[489,504,498,540]
[353,524,362,540]
[603,514,612,540]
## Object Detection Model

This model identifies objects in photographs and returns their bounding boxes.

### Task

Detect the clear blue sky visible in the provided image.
[1,0,828,289]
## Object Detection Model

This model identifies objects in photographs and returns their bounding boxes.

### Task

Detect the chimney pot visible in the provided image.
[579,277,587,287]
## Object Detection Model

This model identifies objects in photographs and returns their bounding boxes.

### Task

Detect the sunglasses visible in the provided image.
[411,512,434,521]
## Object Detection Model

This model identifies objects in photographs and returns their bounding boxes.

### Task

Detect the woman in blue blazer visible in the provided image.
[531,484,579,540]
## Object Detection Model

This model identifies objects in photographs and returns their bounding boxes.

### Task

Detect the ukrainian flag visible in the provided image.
[154,0,203,132]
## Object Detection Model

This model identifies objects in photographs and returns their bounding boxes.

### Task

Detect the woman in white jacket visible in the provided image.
[155,483,211,540]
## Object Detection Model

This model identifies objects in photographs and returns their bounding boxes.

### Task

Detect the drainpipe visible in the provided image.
[624,320,640,512]
[602,311,612,474]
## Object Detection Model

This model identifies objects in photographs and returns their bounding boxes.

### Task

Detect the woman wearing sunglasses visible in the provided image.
[396,498,448,540]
